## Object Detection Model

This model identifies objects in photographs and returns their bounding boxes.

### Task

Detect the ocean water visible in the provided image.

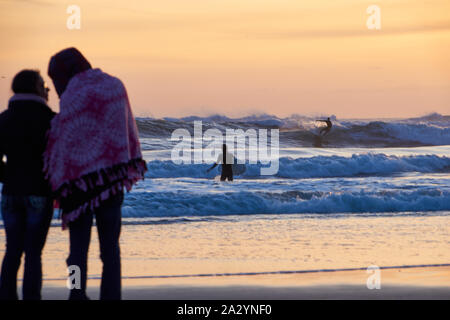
[123,113,450,221]
[0,113,449,279]
[1,113,445,223]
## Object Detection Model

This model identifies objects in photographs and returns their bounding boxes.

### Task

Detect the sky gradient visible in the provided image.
[0,0,449,118]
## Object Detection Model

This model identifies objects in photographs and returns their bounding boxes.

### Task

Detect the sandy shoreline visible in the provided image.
[39,266,450,300]
[3,213,449,300]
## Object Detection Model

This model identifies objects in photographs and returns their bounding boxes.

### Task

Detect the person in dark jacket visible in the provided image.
[0,70,55,300]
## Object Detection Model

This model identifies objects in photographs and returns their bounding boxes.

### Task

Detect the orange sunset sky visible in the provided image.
[0,0,449,118]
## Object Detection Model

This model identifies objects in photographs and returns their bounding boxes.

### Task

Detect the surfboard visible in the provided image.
[233,163,246,176]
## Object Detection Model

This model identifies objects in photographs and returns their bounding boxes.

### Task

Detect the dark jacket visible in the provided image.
[0,97,55,196]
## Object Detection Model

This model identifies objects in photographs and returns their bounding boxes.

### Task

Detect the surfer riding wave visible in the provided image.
[316,117,332,136]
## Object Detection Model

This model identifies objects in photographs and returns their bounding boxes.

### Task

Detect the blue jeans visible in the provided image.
[0,195,53,300]
[66,192,123,300]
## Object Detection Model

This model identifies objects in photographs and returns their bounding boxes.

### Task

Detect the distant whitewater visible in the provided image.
[136,112,450,147]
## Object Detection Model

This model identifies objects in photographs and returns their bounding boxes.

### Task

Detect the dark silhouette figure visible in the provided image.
[45,48,146,301]
[207,144,234,181]
[316,117,332,136]
[0,70,55,300]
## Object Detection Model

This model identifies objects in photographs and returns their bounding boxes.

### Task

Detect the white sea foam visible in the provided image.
[145,154,450,179]
[122,188,450,218]
[137,113,450,147]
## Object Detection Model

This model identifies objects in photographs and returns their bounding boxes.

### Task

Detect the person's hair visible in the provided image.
[48,47,92,97]
[11,69,41,94]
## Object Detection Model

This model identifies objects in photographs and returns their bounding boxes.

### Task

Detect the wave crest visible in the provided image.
[122,189,450,218]
[145,154,450,179]
[136,113,450,147]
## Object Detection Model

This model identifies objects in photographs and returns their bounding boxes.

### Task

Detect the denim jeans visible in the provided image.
[66,192,123,300]
[0,195,53,300]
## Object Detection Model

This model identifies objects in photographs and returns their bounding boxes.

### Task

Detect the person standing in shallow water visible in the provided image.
[0,70,55,300]
[44,48,147,300]
[206,144,234,181]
